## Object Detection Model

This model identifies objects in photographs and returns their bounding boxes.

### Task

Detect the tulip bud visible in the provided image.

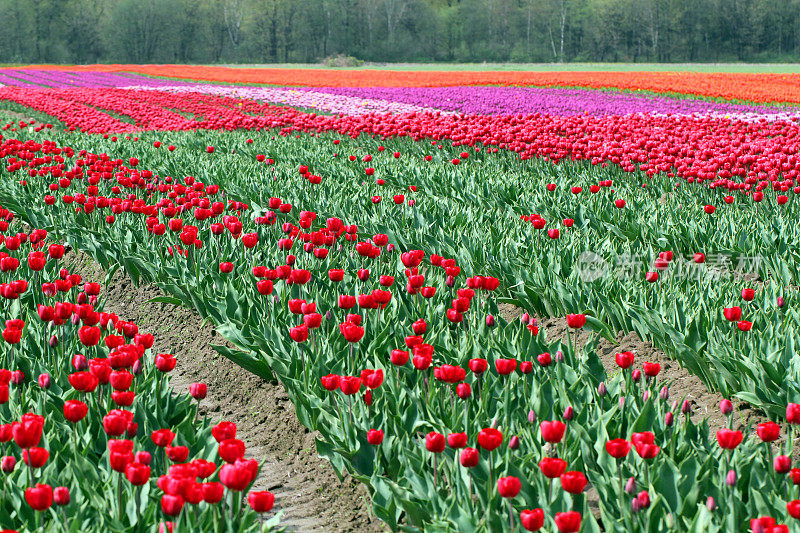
[632,369,641,382]
[642,390,650,402]
[775,455,791,473]
[71,313,81,326]
[720,399,733,416]
[563,406,574,421]
[527,410,536,424]
[597,382,607,396]
[490,418,498,429]
[54,487,70,506]
[509,436,520,450]
[189,383,207,400]
[132,359,143,375]
[659,386,669,401]
[49,335,58,348]
[619,397,626,409]
[725,470,736,486]
[631,498,640,513]
[671,400,678,411]
[555,351,564,363]
[637,491,650,509]
[625,477,636,494]
[706,496,716,511]
[387,243,395,252]
[521,313,530,323]
[38,374,51,389]
[135,451,152,465]
[777,296,785,308]
[446,276,455,288]
[485,315,495,327]
[665,412,674,426]
[681,400,692,415]
[10,371,23,386]
[325,310,332,321]
[665,513,674,529]
[72,354,88,371]
[1,455,16,473]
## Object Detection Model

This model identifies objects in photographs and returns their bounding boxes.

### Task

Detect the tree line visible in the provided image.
[1,0,800,64]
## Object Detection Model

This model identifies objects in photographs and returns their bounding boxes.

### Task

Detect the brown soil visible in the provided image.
[64,249,386,533]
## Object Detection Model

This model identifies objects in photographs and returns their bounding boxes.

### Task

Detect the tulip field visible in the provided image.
[1,65,800,532]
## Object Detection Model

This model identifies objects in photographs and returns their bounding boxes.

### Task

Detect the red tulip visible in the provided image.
[716,429,743,449]
[788,404,800,424]
[152,429,176,448]
[494,358,517,375]
[339,376,361,395]
[78,326,101,347]
[218,438,246,463]
[212,421,237,442]
[446,432,467,449]
[539,457,567,478]
[468,358,488,374]
[125,462,151,485]
[497,476,521,498]
[477,428,503,451]
[367,429,384,445]
[565,313,586,328]
[63,400,88,423]
[189,383,207,400]
[723,306,742,321]
[219,463,253,491]
[520,508,544,531]
[555,511,581,532]
[54,487,70,506]
[155,353,176,372]
[540,421,566,444]
[12,414,44,448]
[757,422,781,442]
[560,471,587,494]
[161,494,184,516]
[615,351,634,369]
[787,500,800,519]
[642,362,661,377]
[425,432,445,453]
[339,322,365,343]
[202,482,225,503]
[25,483,53,511]
[289,324,309,343]
[460,447,479,468]
[248,491,275,512]
[605,438,631,459]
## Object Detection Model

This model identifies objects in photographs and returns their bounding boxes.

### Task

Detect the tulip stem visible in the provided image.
[433,453,438,489]
[765,443,774,478]
[488,458,494,509]
[348,395,353,429]
[117,472,123,521]
[617,459,624,514]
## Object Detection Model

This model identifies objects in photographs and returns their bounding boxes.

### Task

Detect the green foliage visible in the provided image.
[1,0,800,64]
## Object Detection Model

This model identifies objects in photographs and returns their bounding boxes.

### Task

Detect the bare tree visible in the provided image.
[558,0,567,63]
[385,0,409,43]
[223,0,244,47]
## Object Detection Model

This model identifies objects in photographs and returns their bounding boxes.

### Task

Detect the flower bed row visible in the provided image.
[19,65,800,104]
[0,126,798,532]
